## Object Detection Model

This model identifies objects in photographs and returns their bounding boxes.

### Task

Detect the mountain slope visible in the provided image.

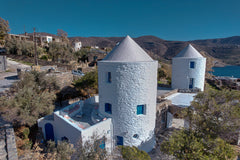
[69,35,240,65]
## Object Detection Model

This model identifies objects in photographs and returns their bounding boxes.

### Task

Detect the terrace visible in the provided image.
[55,99,107,130]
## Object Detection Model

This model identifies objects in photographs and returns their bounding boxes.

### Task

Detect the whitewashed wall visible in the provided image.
[81,118,113,152]
[74,42,82,51]
[53,113,82,145]
[172,57,206,91]
[38,113,82,145]
[98,61,158,152]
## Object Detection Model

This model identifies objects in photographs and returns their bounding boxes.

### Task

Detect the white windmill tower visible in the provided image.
[172,44,206,91]
[98,36,158,151]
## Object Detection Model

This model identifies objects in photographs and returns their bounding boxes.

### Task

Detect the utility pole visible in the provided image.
[33,27,38,66]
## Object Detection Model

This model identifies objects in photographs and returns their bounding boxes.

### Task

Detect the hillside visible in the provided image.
[69,35,240,66]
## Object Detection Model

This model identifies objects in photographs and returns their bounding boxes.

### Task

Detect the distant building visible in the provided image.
[41,36,53,43]
[8,34,30,41]
[0,56,7,72]
[171,44,206,91]
[8,33,61,46]
[74,41,82,51]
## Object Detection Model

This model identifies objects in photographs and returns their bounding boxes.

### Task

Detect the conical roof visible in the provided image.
[174,44,203,58]
[102,35,153,62]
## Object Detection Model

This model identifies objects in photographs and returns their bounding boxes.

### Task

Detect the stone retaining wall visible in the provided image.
[0,121,18,160]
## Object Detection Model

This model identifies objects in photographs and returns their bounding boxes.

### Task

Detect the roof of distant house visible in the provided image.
[20,32,59,38]
[174,44,204,58]
[101,35,153,62]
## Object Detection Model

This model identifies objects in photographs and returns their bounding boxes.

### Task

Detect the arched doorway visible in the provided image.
[45,123,54,141]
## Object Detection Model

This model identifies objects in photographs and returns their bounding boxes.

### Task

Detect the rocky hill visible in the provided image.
[69,35,240,66]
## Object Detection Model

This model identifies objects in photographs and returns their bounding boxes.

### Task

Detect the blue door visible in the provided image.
[189,78,194,89]
[117,136,123,145]
[45,123,54,141]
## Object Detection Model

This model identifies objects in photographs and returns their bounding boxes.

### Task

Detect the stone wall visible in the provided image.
[155,100,172,136]
[0,120,18,160]
[0,56,7,72]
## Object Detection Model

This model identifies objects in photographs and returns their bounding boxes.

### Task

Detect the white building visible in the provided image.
[98,36,158,152]
[42,36,53,43]
[74,41,82,51]
[38,97,113,152]
[171,44,206,91]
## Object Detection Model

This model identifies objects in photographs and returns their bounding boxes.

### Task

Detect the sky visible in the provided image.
[0,0,240,41]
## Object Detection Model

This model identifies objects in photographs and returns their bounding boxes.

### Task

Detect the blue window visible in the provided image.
[105,103,112,114]
[190,61,195,68]
[107,72,111,83]
[137,105,145,115]
[116,136,123,145]
[98,138,105,149]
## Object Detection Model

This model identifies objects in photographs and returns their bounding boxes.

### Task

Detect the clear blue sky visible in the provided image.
[1,0,240,41]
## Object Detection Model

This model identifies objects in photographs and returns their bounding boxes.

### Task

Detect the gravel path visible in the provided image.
[0,59,30,93]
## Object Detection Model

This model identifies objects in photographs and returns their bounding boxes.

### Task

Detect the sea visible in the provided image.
[210,66,240,78]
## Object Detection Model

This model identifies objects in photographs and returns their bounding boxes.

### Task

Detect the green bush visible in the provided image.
[40,55,48,60]
[120,146,151,160]
[74,70,98,97]
[22,127,30,139]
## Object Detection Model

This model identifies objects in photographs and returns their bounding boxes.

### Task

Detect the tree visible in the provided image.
[161,129,236,160]
[74,134,108,160]
[0,17,10,42]
[160,86,240,159]
[0,71,58,126]
[5,38,44,56]
[74,70,98,98]
[74,48,90,62]
[119,146,151,160]
[187,86,240,143]
[57,29,69,43]
[158,68,167,80]
[47,41,73,63]
[46,140,75,160]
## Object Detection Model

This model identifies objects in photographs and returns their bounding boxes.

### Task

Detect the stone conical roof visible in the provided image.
[102,35,153,62]
[174,44,203,58]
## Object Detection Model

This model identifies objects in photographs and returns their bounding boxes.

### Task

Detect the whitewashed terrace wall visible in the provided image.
[53,113,82,145]
[98,61,158,152]
[81,118,113,152]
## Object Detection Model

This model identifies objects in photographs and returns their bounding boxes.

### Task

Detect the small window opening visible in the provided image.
[133,134,139,139]
[190,61,195,69]
[137,105,145,115]
[105,103,112,114]
[107,72,111,83]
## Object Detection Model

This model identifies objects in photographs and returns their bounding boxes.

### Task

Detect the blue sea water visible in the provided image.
[210,66,240,78]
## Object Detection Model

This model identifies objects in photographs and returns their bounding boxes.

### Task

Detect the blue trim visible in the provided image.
[137,105,144,115]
